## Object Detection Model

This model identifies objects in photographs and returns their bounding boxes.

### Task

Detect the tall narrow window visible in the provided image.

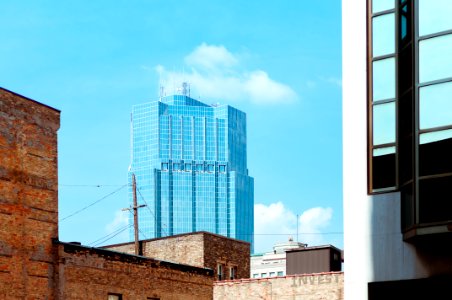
[416,1,452,226]
[229,266,237,280]
[217,263,224,281]
[369,4,397,192]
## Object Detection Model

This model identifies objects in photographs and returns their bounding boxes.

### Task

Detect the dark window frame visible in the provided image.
[367,0,399,194]
[369,0,452,237]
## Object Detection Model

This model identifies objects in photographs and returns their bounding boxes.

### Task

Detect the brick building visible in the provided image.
[214,272,344,300]
[0,87,216,299]
[56,241,212,299]
[103,231,250,281]
[0,88,60,299]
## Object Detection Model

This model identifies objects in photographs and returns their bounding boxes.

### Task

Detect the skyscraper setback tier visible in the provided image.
[129,94,254,250]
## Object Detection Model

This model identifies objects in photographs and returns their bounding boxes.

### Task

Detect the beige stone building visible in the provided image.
[214,272,344,300]
[103,231,250,281]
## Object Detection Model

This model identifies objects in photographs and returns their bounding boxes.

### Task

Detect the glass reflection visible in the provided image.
[373,102,396,145]
[420,129,452,144]
[419,34,452,83]
[373,58,396,101]
[419,0,452,36]
[373,13,395,57]
[420,81,452,129]
[372,0,395,13]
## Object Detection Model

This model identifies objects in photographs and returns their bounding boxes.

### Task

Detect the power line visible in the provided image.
[87,223,132,246]
[91,224,133,247]
[235,233,343,236]
[124,209,149,240]
[136,187,168,236]
[59,184,128,222]
[59,184,127,187]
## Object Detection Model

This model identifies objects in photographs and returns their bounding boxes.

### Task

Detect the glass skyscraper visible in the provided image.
[128,90,254,249]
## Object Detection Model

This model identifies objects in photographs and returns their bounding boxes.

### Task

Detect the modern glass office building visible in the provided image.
[128,90,254,249]
[343,0,452,299]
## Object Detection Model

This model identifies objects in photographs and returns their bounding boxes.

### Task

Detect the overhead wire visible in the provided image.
[59,184,126,187]
[136,187,168,236]
[87,223,132,246]
[91,224,133,247]
[59,184,128,222]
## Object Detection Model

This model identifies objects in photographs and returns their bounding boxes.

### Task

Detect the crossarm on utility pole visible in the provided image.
[121,173,146,255]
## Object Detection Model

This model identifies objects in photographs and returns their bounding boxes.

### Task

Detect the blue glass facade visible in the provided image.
[129,94,254,249]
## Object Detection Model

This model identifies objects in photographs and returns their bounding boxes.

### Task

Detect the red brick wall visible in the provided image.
[58,243,214,300]
[203,233,250,280]
[0,88,60,299]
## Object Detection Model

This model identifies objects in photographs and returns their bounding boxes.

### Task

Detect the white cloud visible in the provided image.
[299,207,333,246]
[106,210,129,233]
[254,202,333,253]
[185,43,238,71]
[156,43,297,105]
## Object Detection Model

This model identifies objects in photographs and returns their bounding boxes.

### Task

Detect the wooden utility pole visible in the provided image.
[122,173,146,255]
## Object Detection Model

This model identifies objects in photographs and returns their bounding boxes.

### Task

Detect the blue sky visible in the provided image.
[1,0,342,253]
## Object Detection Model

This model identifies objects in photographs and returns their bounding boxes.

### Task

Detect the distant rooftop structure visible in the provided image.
[250,237,306,279]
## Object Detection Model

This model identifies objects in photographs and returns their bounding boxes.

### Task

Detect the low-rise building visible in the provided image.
[214,272,344,300]
[250,238,306,278]
[103,231,250,281]
[286,245,342,275]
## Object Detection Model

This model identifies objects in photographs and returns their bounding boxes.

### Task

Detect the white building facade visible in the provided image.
[250,239,306,279]
[343,0,452,299]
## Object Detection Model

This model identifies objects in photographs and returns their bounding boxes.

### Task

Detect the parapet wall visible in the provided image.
[58,242,214,300]
[214,272,344,300]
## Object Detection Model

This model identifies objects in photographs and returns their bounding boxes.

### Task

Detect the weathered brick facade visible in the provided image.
[214,272,344,300]
[0,88,216,299]
[0,88,60,299]
[57,242,213,300]
[104,231,250,280]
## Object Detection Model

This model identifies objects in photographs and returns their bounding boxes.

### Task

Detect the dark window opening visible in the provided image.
[372,151,396,190]
[401,183,414,230]
[419,175,452,224]
[229,266,237,280]
[398,91,414,185]
[419,135,452,177]
[217,263,224,281]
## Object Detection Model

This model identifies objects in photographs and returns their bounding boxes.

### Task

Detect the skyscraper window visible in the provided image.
[129,92,254,249]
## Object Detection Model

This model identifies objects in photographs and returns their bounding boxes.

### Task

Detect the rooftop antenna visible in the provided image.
[182,82,188,96]
[296,214,299,242]
[159,85,165,101]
